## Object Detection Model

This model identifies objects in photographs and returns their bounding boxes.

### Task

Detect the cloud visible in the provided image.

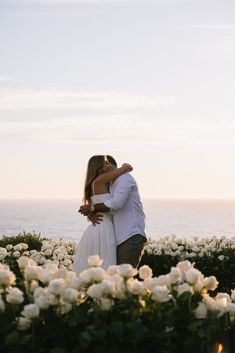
[0,89,176,111]
[0,76,14,82]
[0,114,235,146]
[0,88,234,146]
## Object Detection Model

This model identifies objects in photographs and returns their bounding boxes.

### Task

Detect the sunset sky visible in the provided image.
[0,0,235,200]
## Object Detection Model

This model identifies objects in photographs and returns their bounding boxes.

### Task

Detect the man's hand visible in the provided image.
[79,204,91,216]
[122,163,133,172]
[88,213,104,226]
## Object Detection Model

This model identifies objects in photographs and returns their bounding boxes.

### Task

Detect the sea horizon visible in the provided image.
[1,198,235,241]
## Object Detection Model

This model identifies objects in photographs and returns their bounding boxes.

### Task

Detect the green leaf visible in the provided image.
[50,348,67,353]
[20,334,32,345]
[4,330,20,346]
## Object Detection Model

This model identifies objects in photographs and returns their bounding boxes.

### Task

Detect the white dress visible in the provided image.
[73,193,117,275]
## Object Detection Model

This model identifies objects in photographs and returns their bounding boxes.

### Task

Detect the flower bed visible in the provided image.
[140,235,235,293]
[0,234,235,353]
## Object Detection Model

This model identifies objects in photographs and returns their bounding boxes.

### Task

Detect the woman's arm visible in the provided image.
[95,164,133,185]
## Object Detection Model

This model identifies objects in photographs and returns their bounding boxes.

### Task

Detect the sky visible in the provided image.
[0,0,235,200]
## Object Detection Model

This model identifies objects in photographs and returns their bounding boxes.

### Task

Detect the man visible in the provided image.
[79,155,147,268]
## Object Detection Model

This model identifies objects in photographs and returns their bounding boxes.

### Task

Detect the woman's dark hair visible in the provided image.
[106,155,117,167]
[83,155,105,204]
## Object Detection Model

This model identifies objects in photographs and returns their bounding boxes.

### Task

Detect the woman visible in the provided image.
[73,155,132,275]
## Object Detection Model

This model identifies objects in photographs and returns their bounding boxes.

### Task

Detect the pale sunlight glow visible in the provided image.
[0,0,235,200]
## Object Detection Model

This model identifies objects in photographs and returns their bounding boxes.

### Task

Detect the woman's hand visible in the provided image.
[79,204,92,216]
[88,213,104,226]
[122,163,133,172]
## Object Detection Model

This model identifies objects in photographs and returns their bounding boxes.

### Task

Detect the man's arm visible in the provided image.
[104,174,134,211]
[79,174,134,216]
[79,203,110,216]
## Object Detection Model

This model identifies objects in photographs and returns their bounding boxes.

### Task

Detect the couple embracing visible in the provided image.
[73,155,147,275]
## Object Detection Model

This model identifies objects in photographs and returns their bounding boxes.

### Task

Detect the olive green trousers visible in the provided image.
[117,234,147,268]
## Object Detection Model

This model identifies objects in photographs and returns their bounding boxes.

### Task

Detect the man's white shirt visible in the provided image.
[104,173,146,246]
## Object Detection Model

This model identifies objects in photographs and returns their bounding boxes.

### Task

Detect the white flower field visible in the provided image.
[0,234,235,353]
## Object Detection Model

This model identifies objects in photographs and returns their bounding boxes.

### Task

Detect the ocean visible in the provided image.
[0,199,235,242]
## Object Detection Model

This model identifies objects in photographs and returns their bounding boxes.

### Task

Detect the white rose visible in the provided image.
[52,260,59,266]
[38,270,55,284]
[79,269,93,284]
[44,249,53,257]
[44,263,58,272]
[216,298,229,316]
[57,253,64,261]
[168,267,182,285]
[0,253,7,261]
[60,301,72,314]
[53,248,61,255]
[218,255,225,261]
[14,244,22,251]
[138,265,152,280]
[152,285,170,303]
[177,283,193,296]
[101,279,116,296]
[63,259,72,268]
[35,294,54,310]
[0,269,16,287]
[87,255,103,267]
[194,279,204,293]
[176,260,193,274]
[127,278,146,296]
[54,267,68,279]
[109,275,126,299]
[194,302,207,319]
[6,288,24,304]
[153,275,170,287]
[90,267,106,282]
[46,292,58,306]
[62,288,78,303]
[25,267,40,282]
[22,304,40,319]
[48,278,65,296]
[203,276,218,291]
[6,244,13,251]
[100,298,112,311]
[17,256,30,269]
[18,317,31,331]
[65,272,80,289]
[107,265,120,276]
[44,259,52,265]
[22,251,30,257]
[34,287,46,298]
[22,243,28,250]
[216,293,231,302]
[185,268,202,285]
[13,251,21,258]
[87,283,104,299]
[118,264,138,278]
[30,253,41,263]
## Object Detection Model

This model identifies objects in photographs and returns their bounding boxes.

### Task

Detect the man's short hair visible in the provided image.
[106,155,117,167]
